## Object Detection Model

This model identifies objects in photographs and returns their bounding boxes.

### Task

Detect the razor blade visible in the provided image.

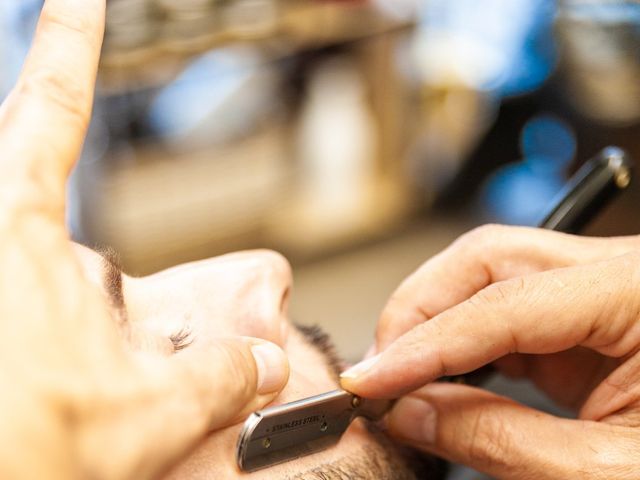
[236,389,393,472]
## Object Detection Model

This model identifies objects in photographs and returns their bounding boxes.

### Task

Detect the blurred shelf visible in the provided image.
[266,176,418,262]
[83,143,419,274]
[99,1,414,94]
[78,2,431,274]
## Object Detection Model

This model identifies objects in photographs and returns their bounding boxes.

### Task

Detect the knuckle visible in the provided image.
[464,408,514,469]
[473,277,526,308]
[0,165,65,218]
[466,281,524,353]
[41,6,98,41]
[18,65,90,128]
[450,224,512,267]
[468,284,503,313]
[0,192,63,238]
[456,224,506,250]
[479,282,509,305]
[585,253,640,356]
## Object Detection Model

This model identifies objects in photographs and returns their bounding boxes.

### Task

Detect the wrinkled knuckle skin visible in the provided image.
[481,282,510,305]
[17,66,90,129]
[474,277,525,308]
[464,408,514,470]
[468,284,504,314]
[0,165,66,218]
[41,6,99,39]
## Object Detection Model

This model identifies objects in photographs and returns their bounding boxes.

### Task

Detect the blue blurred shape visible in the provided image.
[148,48,258,140]
[417,0,557,97]
[521,114,576,173]
[482,114,576,225]
[564,2,640,24]
[483,163,565,225]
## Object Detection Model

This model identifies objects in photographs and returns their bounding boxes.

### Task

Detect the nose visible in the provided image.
[254,250,292,313]
[231,250,293,346]
[135,249,294,348]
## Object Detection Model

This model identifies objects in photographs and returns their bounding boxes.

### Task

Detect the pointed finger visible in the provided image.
[0,0,105,213]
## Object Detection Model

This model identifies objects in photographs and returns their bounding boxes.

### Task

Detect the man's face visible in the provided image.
[74,245,441,479]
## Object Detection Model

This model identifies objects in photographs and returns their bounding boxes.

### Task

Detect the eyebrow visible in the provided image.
[96,247,194,351]
[97,246,128,327]
[294,324,345,380]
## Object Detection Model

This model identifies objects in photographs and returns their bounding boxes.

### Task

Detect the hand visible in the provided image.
[341,224,640,479]
[0,1,288,479]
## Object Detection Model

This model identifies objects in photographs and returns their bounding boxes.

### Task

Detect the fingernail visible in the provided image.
[340,353,381,380]
[388,397,437,444]
[251,343,289,395]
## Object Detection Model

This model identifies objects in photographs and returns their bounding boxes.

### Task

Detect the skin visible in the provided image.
[341,224,640,479]
[0,2,429,478]
[12,1,640,478]
[0,1,291,478]
[75,244,401,480]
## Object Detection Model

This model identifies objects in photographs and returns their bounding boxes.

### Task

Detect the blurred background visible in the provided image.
[2,1,640,478]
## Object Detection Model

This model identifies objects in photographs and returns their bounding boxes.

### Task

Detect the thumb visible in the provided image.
[125,337,289,477]
[78,337,290,480]
[386,383,637,480]
[164,337,290,430]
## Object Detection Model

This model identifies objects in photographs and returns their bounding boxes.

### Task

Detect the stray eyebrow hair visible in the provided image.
[294,324,345,379]
[169,326,193,352]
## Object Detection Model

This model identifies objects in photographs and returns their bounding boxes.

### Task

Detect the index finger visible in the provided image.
[375,225,640,352]
[0,0,105,213]
[343,252,640,398]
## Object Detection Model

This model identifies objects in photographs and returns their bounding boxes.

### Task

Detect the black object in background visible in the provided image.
[540,146,633,233]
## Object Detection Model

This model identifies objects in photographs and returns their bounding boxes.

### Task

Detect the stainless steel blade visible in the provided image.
[236,389,393,472]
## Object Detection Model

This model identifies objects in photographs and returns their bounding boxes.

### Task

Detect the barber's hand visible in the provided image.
[0,1,288,479]
[341,225,640,479]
